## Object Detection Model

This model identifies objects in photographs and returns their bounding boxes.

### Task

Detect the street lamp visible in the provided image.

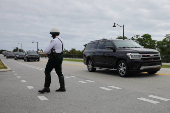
[113,23,125,40]
[18,43,22,52]
[17,43,20,52]
[32,41,38,52]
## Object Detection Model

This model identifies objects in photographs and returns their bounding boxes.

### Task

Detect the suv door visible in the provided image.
[93,41,105,67]
[103,41,117,68]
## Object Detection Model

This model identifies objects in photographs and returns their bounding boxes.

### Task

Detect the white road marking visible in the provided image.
[37,96,48,101]
[149,95,170,101]
[137,98,160,104]
[27,86,34,89]
[14,73,18,75]
[65,76,76,79]
[86,80,95,82]
[36,67,40,69]
[17,76,21,78]
[99,87,112,91]
[21,80,26,82]
[108,86,122,89]
[79,81,87,83]
[39,68,44,70]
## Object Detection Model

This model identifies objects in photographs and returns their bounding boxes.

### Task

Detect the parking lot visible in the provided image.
[0,54,170,113]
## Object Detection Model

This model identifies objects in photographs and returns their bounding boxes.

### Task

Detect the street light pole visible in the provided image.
[32,41,38,52]
[113,23,125,40]
[17,43,19,52]
[36,42,38,52]
[18,43,22,52]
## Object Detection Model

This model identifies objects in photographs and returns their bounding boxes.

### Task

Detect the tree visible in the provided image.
[0,49,7,54]
[12,47,24,52]
[156,34,170,55]
[40,49,43,52]
[69,48,77,55]
[131,34,156,49]
[63,49,69,54]
[83,44,87,52]
[116,36,128,39]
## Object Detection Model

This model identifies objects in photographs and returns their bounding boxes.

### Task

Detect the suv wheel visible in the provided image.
[117,60,129,77]
[147,71,157,74]
[87,59,96,72]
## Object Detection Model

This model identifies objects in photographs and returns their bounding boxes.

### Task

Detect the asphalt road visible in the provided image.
[0,55,170,113]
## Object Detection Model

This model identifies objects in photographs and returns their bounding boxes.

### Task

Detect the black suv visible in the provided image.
[14,52,25,60]
[24,51,40,62]
[83,39,162,77]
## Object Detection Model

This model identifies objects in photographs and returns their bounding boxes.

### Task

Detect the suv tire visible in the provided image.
[26,58,29,62]
[147,71,157,74]
[117,60,129,77]
[87,59,96,72]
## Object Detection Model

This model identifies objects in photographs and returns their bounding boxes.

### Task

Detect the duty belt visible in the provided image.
[54,53,63,55]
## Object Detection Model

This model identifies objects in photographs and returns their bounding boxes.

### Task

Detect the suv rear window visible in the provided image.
[86,42,98,50]
[97,42,105,49]
[104,41,113,49]
[27,51,38,55]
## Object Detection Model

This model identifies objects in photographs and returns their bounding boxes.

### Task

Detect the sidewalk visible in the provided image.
[162,63,170,65]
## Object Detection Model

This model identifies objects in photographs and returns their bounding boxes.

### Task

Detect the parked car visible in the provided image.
[3,51,8,57]
[6,52,15,59]
[14,52,25,60]
[24,51,40,62]
[2,51,6,55]
[83,39,162,77]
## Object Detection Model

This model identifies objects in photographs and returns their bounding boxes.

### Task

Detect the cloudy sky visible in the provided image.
[0,0,170,51]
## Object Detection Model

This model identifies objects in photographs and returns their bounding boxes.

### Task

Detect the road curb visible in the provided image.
[0,59,12,72]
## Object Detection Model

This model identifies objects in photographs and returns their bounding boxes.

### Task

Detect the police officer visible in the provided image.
[38,28,66,93]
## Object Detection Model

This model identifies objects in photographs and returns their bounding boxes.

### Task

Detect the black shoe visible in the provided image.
[56,87,66,92]
[38,87,50,93]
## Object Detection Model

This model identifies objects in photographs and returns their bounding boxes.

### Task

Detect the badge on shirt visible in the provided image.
[50,40,54,43]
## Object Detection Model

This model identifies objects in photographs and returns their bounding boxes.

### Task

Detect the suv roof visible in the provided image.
[88,38,128,43]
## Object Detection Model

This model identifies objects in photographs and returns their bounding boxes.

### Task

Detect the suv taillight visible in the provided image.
[83,52,85,57]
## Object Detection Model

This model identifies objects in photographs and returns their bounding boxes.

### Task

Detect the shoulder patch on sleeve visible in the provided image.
[50,40,54,43]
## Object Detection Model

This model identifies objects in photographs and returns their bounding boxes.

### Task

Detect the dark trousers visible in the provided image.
[44,55,64,88]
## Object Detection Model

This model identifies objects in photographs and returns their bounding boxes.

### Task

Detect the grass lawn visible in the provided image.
[0,60,7,69]
[63,59,170,68]
[162,65,170,68]
[63,59,83,62]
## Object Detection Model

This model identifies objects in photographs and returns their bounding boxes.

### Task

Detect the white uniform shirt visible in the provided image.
[44,36,64,54]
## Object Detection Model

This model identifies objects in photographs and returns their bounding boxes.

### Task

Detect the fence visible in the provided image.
[63,54,83,58]
[161,55,170,63]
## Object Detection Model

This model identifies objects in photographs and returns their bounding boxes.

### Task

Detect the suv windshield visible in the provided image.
[18,52,25,55]
[27,51,38,55]
[113,40,141,48]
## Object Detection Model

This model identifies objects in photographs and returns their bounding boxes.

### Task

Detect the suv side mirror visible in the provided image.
[106,46,116,52]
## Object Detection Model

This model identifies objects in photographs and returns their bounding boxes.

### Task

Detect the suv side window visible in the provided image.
[86,41,98,50]
[104,41,113,49]
[97,41,105,49]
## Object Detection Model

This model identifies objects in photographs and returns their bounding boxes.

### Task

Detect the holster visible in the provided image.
[52,52,58,58]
